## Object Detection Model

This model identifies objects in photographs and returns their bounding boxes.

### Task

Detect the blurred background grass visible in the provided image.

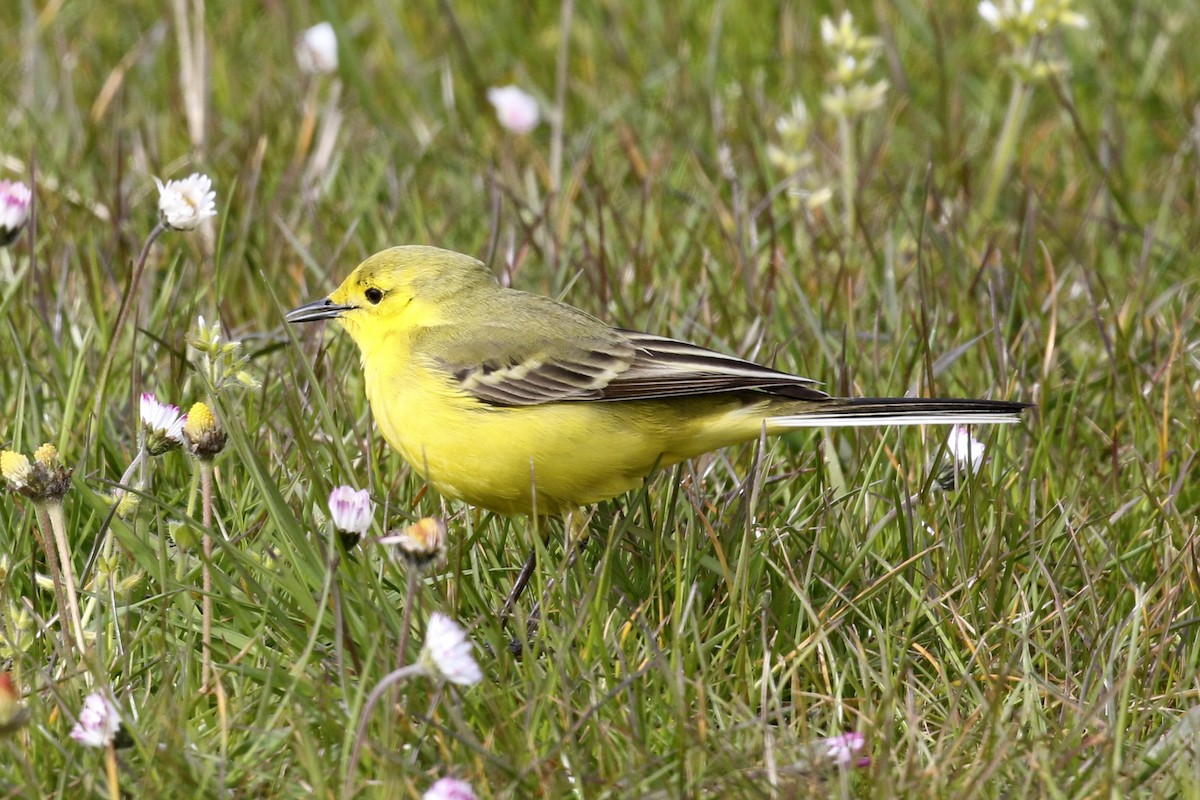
[2,0,1199,797]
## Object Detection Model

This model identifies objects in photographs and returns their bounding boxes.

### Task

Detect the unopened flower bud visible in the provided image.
[117,572,144,593]
[111,489,141,520]
[0,603,34,658]
[0,674,30,736]
[169,520,201,551]
[328,486,373,550]
[234,370,261,389]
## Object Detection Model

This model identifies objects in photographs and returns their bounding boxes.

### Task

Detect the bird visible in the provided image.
[287,246,1030,609]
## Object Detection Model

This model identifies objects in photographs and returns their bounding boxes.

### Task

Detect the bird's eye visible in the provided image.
[365,287,384,305]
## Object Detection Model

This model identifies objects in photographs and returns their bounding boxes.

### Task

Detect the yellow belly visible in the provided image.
[365,359,761,515]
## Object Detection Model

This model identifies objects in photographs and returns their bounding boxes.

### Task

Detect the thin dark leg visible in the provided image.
[502,513,596,655]
[526,530,591,627]
[500,545,538,625]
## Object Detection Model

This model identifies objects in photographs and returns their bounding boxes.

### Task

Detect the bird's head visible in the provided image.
[286,246,493,346]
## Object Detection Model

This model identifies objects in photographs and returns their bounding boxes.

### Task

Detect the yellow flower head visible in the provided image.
[0,451,31,489]
[33,443,59,468]
[183,402,228,459]
[380,517,448,569]
[1,446,71,501]
[184,402,215,437]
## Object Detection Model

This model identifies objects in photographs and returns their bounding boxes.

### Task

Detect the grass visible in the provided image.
[2,0,1200,796]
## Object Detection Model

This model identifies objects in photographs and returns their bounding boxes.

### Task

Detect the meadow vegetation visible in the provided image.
[1,0,1199,797]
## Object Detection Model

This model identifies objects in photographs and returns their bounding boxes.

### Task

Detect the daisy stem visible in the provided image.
[836,110,856,232]
[199,458,214,691]
[343,663,425,793]
[980,76,1031,220]
[30,502,72,658]
[289,533,335,684]
[113,449,146,510]
[105,741,120,800]
[549,0,574,196]
[179,460,199,617]
[293,81,319,167]
[106,449,144,574]
[394,566,419,669]
[80,448,148,630]
[185,456,200,518]
[43,499,87,659]
[92,222,166,427]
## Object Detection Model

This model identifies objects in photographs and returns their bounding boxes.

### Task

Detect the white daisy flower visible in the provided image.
[296,22,338,75]
[154,173,217,231]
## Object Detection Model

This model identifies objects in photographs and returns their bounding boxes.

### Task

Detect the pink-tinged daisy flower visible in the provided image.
[946,424,986,474]
[328,486,373,534]
[423,776,476,800]
[419,612,482,686]
[821,731,870,768]
[139,393,186,455]
[486,86,540,134]
[70,692,122,748]
[0,180,32,246]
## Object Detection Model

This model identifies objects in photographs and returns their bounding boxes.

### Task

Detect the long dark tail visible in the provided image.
[768,397,1032,428]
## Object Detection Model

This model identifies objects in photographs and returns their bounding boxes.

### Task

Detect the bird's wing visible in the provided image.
[421,310,828,407]
[427,326,638,406]
[600,330,828,402]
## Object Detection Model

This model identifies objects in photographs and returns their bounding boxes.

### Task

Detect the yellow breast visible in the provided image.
[362,349,759,515]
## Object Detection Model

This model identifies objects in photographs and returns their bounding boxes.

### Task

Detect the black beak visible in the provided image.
[285,297,355,323]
